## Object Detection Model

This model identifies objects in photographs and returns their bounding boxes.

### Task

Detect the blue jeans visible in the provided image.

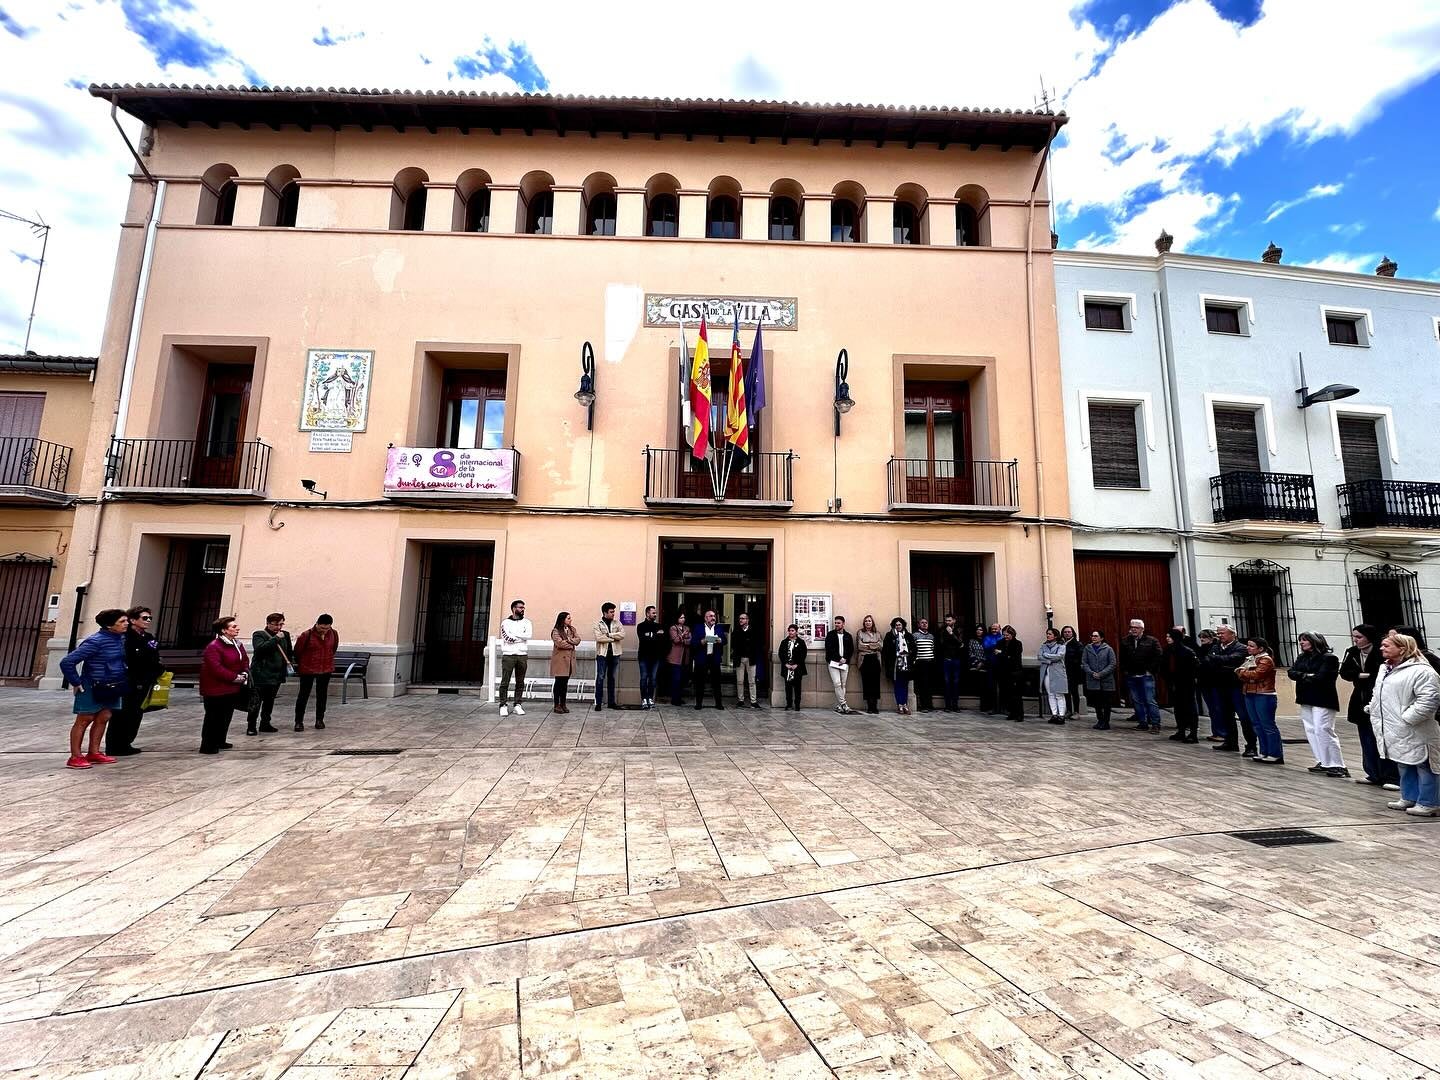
[1356,717,1400,784]
[1201,686,1226,738]
[941,658,963,708]
[894,674,910,707]
[1126,675,1159,726]
[668,662,688,705]
[1244,694,1282,758]
[638,658,661,702]
[1400,761,1440,807]
[595,654,619,706]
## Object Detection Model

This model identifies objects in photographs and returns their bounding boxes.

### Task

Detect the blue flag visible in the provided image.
[746,322,766,420]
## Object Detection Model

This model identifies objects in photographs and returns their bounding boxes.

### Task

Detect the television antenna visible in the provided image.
[1035,76,1054,112]
[1,208,51,353]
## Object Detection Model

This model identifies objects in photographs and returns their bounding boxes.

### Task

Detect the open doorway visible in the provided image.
[411,543,494,684]
[659,540,771,701]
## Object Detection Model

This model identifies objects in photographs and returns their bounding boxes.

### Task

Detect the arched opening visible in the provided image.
[831,181,866,243]
[582,172,618,236]
[453,169,492,232]
[644,173,680,237]
[390,167,429,231]
[707,176,741,239]
[893,183,928,245]
[768,179,803,241]
[955,184,991,247]
[197,164,238,226]
[518,171,555,235]
[260,165,300,228]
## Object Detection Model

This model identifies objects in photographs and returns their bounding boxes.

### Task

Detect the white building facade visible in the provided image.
[1056,244,1440,663]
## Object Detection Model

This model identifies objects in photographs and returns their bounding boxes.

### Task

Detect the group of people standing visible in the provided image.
[59,608,340,768]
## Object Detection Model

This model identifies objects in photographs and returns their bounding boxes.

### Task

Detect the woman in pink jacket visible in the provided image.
[200,616,250,754]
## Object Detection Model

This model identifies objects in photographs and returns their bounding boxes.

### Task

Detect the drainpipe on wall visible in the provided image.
[1025,124,1057,624]
[1153,290,1196,628]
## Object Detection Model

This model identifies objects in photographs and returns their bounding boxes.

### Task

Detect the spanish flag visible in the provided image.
[724,312,750,466]
[688,318,712,459]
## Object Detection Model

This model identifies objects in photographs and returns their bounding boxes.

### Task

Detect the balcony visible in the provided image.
[886,458,1019,514]
[383,446,519,500]
[1207,471,1320,537]
[643,447,794,509]
[0,438,73,505]
[1338,479,1440,538]
[107,438,270,499]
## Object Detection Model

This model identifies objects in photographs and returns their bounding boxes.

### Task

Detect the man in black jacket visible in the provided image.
[937,614,965,712]
[635,606,667,710]
[1342,624,1391,786]
[824,616,856,714]
[109,604,165,756]
[1119,619,1164,731]
[730,611,761,708]
[1203,625,1252,753]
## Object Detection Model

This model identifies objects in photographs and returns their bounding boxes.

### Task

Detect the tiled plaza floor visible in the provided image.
[1,687,1437,1078]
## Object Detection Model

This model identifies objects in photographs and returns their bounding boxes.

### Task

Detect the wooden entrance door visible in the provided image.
[902,382,971,505]
[192,365,251,487]
[1074,553,1174,702]
[420,545,494,682]
[908,554,980,630]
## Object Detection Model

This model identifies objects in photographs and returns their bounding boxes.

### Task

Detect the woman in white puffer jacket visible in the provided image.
[1369,632,1440,817]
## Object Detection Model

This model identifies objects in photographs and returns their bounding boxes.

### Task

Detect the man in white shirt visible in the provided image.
[497,599,532,716]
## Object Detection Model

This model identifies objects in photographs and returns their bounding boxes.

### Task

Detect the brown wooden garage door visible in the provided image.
[1074,553,1175,700]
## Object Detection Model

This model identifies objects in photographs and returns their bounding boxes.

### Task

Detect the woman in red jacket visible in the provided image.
[200,616,250,754]
[293,613,339,730]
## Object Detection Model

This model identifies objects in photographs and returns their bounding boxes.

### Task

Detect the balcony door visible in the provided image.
[438,369,506,449]
[192,364,250,488]
[902,382,971,505]
[1338,416,1383,485]
[0,392,43,486]
[679,359,757,500]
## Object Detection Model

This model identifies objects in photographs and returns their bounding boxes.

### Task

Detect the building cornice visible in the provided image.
[1054,249,1440,297]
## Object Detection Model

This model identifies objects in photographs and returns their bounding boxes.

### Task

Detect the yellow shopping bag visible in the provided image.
[142,671,173,712]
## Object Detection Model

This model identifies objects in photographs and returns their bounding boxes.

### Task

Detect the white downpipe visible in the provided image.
[1153,289,1194,620]
[113,179,165,444]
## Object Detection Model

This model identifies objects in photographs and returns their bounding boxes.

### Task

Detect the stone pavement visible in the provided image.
[1,687,1437,1078]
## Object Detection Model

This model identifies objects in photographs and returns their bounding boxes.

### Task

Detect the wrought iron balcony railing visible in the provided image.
[1338,479,1440,531]
[887,458,1019,511]
[0,437,72,497]
[1209,471,1319,523]
[643,447,793,506]
[107,438,270,495]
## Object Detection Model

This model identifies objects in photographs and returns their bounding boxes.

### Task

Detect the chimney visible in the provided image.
[1261,242,1282,264]
[1050,229,1059,249]
[1155,229,1173,254]
[1375,256,1397,278]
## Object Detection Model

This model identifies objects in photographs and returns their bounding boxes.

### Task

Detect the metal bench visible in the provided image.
[162,648,207,687]
[334,650,370,704]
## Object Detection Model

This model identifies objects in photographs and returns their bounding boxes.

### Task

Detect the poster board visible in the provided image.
[790,592,832,648]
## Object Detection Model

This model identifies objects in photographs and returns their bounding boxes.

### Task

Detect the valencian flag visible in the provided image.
[725,311,751,466]
[687,317,712,459]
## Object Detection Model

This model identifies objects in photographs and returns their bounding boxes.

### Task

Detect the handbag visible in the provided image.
[142,671,173,712]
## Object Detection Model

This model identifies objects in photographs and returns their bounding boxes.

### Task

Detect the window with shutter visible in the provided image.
[1338,416,1384,484]
[1084,302,1127,331]
[1088,403,1142,488]
[1213,406,1262,473]
[1327,316,1361,345]
[1205,305,1242,334]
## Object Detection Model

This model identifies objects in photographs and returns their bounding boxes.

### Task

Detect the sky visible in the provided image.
[1,0,1439,356]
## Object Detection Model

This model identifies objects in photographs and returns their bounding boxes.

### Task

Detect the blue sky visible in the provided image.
[1,0,1438,354]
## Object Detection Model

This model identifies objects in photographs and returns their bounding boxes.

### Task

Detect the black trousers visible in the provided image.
[553,675,569,707]
[913,660,935,710]
[693,662,722,708]
[784,674,804,709]
[247,683,280,727]
[1066,667,1083,716]
[201,692,241,751]
[106,684,151,754]
[295,674,331,723]
[860,655,881,709]
[1089,690,1113,724]
[1004,673,1025,720]
[1172,683,1198,737]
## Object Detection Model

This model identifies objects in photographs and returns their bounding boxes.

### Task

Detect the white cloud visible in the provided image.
[1296,252,1382,274]
[1262,182,1342,224]
[1327,222,1366,238]
[1053,0,1440,252]
[1073,189,1238,254]
[1434,200,1440,222]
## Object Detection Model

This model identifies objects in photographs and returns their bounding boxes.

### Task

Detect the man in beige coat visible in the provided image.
[593,603,625,710]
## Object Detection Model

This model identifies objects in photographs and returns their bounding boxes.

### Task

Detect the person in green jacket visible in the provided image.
[247,612,294,736]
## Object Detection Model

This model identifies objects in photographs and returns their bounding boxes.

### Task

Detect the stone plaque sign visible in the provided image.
[645,294,798,330]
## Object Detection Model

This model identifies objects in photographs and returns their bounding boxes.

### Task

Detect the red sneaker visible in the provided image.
[85,752,117,764]
[65,756,92,769]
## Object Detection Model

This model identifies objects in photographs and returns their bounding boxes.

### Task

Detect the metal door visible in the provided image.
[0,555,51,678]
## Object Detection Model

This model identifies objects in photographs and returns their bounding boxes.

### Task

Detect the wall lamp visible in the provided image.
[1295,353,1359,408]
[300,478,327,500]
[574,340,596,429]
[833,348,855,436]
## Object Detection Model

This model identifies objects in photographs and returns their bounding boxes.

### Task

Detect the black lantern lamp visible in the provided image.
[833,348,855,436]
[574,340,596,429]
